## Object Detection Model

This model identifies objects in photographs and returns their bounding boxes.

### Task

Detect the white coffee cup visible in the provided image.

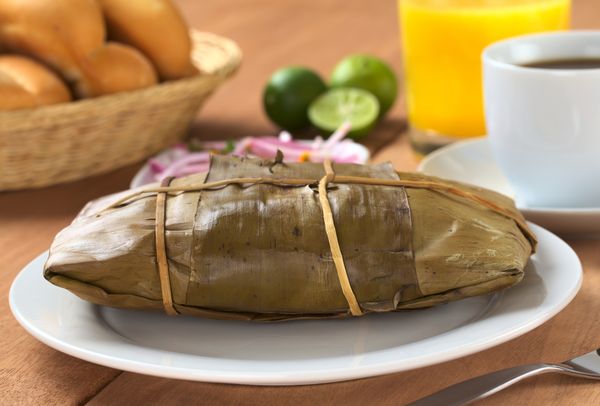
[483,31,600,208]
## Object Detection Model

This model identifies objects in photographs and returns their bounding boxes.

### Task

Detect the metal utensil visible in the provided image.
[408,348,600,406]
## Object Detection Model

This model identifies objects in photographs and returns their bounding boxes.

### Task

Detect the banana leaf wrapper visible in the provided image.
[44,156,536,321]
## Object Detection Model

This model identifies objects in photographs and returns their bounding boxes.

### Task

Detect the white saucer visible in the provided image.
[418,138,600,237]
[10,224,581,385]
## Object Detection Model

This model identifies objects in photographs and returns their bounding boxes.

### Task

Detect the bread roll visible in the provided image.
[0,0,158,98]
[0,0,105,82]
[77,42,158,97]
[0,55,71,110]
[98,0,197,80]
[0,73,37,110]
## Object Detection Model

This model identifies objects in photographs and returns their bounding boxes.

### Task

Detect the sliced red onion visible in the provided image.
[278,131,293,143]
[148,122,365,181]
[148,159,166,173]
[157,152,211,180]
[322,121,351,150]
[311,136,324,149]
[232,137,253,156]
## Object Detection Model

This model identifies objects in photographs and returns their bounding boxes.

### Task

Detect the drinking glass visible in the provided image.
[398,0,571,154]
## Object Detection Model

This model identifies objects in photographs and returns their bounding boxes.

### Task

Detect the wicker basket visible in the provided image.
[0,31,242,191]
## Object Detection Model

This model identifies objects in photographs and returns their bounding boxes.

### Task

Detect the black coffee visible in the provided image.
[523,58,600,69]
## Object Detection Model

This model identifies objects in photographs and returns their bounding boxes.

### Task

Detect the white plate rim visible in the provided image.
[417,137,600,215]
[9,223,582,385]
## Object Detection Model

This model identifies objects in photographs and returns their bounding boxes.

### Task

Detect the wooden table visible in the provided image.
[2,1,599,404]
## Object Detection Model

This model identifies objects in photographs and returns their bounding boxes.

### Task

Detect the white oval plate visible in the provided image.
[418,138,600,237]
[130,142,371,189]
[10,224,581,386]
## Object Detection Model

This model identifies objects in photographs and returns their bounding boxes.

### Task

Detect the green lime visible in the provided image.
[308,87,379,139]
[330,55,397,116]
[263,66,327,130]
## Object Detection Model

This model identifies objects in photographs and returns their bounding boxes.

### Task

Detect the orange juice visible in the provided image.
[399,0,570,148]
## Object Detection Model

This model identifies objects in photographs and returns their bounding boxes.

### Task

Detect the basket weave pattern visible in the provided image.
[0,31,241,190]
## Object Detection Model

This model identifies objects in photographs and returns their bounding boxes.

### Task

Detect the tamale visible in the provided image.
[44,156,536,321]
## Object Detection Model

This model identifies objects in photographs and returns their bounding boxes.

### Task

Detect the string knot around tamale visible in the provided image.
[44,155,536,321]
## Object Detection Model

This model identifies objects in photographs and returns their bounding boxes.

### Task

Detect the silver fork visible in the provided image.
[407,348,600,406]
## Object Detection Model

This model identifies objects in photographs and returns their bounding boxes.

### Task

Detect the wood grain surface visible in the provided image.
[1,0,599,405]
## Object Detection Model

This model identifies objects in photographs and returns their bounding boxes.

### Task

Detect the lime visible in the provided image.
[308,87,379,139]
[330,55,397,116]
[263,66,327,130]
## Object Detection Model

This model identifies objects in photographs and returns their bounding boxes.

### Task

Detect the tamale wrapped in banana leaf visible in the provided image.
[44,156,536,321]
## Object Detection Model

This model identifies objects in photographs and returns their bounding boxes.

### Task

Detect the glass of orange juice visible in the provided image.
[399,0,570,154]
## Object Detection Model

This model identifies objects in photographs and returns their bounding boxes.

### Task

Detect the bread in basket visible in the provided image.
[0,31,241,190]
